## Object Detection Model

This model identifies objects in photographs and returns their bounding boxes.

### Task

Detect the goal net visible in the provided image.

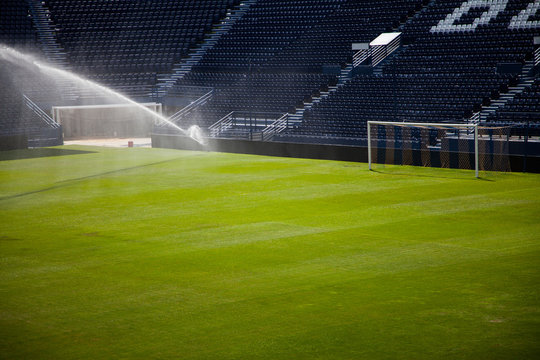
[367,121,511,177]
[52,103,162,140]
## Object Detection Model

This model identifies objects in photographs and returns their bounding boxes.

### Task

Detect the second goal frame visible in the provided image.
[367,121,479,178]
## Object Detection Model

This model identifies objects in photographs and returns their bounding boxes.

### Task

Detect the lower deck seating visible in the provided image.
[45,0,240,92]
[287,74,508,139]
[2,0,539,142]
[487,78,540,127]
[287,0,538,141]
[184,72,336,128]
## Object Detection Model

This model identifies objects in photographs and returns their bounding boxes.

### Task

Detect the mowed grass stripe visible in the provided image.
[1,146,539,359]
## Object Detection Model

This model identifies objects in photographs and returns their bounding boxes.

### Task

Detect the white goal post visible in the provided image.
[367,121,479,178]
[52,102,163,139]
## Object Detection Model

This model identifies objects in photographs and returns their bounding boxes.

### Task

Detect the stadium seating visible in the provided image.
[181,0,425,129]
[286,74,501,139]
[0,0,47,137]
[194,73,335,128]
[195,0,347,71]
[267,0,426,72]
[44,0,241,91]
[1,0,539,144]
[486,78,540,135]
[0,67,24,136]
[0,0,38,49]
[281,0,538,142]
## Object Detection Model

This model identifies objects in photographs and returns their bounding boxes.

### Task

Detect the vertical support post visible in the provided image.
[524,121,529,172]
[248,59,253,141]
[393,60,397,121]
[474,124,479,178]
[53,107,60,126]
[367,121,372,170]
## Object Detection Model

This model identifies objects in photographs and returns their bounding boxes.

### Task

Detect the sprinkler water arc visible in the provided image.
[0,45,207,145]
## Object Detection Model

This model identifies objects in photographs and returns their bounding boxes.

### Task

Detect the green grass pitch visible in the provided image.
[1,146,539,359]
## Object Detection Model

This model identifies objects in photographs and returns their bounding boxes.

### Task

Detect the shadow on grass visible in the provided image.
[0,158,179,202]
[370,168,496,182]
[0,148,96,162]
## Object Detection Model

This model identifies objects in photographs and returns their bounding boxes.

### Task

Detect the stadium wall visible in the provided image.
[0,134,28,150]
[151,134,540,173]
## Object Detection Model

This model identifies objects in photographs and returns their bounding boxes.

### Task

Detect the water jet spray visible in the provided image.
[0,45,207,145]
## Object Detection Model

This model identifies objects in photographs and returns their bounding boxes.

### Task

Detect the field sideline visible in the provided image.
[1,146,539,359]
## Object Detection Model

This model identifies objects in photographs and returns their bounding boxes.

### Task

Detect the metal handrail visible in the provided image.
[228,111,286,117]
[353,49,369,67]
[371,33,402,67]
[469,111,481,125]
[262,113,289,141]
[169,89,213,123]
[208,111,234,137]
[209,111,289,139]
[371,46,387,67]
[167,85,214,94]
[23,94,59,128]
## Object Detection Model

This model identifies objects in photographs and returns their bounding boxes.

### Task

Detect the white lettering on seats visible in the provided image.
[508,1,540,29]
[430,0,509,33]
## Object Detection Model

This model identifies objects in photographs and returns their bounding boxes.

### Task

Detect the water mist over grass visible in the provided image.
[0,45,207,145]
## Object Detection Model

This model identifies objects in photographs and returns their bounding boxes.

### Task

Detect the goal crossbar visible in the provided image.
[367,121,479,178]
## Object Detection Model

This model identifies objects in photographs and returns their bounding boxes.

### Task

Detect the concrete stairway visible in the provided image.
[153,0,258,98]
[288,63,355,125]
[26,0,69,68]
[397,0,437,33]
[26,0,84,104]
[473,61,536,123]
